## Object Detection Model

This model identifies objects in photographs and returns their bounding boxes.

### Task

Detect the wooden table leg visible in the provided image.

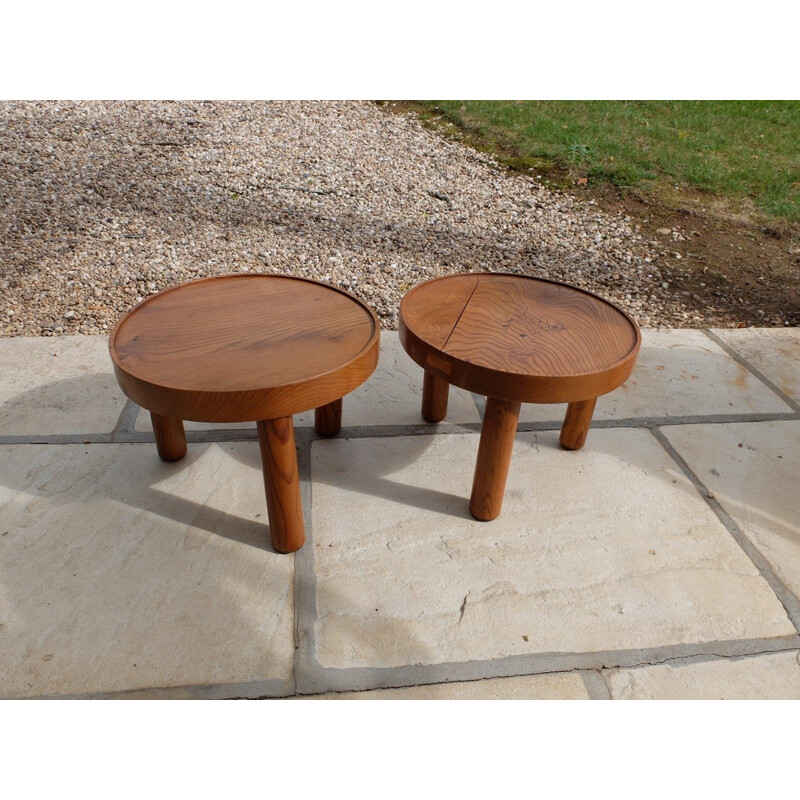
[560,398,597,451]
[469,397,521,521]
[422,370,449,422]
[315,398,343,436]
[257,417,305,553]
[150,412,187,461]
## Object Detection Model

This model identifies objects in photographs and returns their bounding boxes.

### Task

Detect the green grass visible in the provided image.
[420,101,800,221]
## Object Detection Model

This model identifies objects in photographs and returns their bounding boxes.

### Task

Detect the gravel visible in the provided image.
[0,100,693,337]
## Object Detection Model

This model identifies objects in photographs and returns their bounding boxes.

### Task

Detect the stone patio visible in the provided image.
[1,328,799,699]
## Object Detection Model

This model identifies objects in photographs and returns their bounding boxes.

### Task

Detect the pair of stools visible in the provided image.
[109,273,641,553]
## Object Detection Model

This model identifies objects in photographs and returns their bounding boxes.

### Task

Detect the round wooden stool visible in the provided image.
[109,274,380,553]
[399,273,641,521]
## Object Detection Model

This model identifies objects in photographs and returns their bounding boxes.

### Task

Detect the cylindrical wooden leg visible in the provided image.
[560,398,597,451]
[422,370,450,422]
[315,398,342,436]
[150,412,187,461]
[469,397,521,521]
[257,417,305,553]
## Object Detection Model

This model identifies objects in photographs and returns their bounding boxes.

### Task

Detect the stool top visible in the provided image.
[399,273,641,403]
[109,274,380,422]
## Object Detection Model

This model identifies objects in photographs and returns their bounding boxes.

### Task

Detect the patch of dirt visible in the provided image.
[385,101,800,328]
[582,183,800,328]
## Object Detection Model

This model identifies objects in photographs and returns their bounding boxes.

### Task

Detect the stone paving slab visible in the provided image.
[2,327,798,700]
[306,672,590,699]
[711,327,800,402]
[309,428,794,671]
[662,420,800,605]
[133,331,480,432]
[518,329,793,424]
[0,336,127,436]
[0,442,294,698]
[604,650,800,699]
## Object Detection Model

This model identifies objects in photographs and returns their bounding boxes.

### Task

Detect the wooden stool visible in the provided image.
[399,273,641,521]
[109,274,380,553]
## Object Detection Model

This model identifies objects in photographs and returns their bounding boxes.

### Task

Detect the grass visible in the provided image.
[414,101,800,222]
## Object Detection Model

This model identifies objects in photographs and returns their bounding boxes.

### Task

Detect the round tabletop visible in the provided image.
[110,274,380,422]
[399,273,641,403]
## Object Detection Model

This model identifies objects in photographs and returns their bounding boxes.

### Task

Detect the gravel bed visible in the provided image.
[0,100,695,337]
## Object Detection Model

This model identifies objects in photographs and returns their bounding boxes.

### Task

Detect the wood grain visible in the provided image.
[560,398,597,450]
[257,417,305,553]
[150,413,187,461]
[400,273,640,404]
[399,274,479,350]
[110,274,380,422]
[315,398,343,436]
[422,370,449,422]
[469,397,521,521]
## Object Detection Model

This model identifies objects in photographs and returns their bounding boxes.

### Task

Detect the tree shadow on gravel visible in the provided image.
[1,101,663,332]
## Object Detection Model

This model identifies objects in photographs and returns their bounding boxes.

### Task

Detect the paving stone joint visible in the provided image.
[1,329,798,699]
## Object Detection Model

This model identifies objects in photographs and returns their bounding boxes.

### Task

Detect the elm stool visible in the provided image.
[399,272,641,521]
[109,274,380,553]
